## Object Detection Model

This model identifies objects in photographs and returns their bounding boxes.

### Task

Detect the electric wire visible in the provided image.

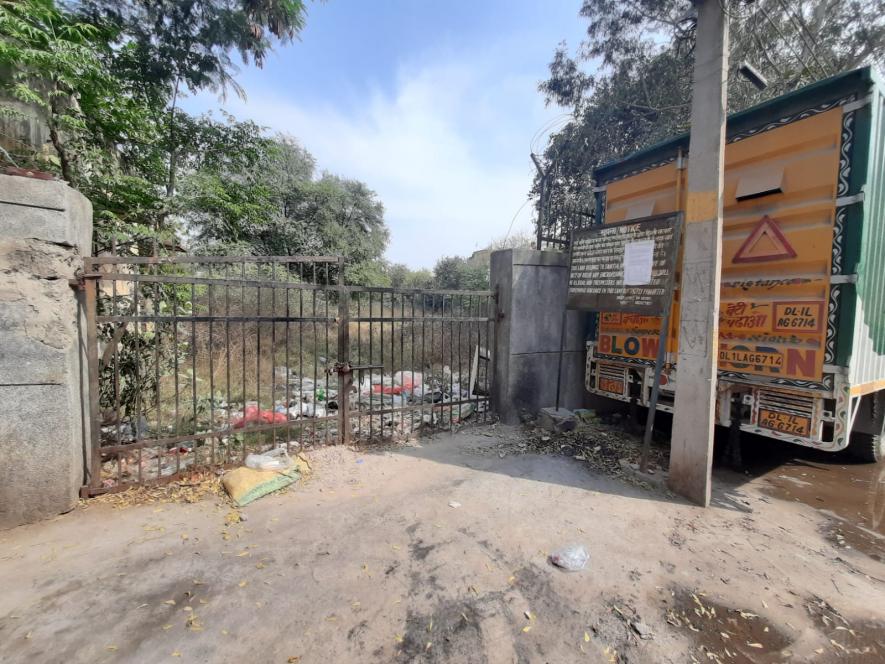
[774,0,832,77]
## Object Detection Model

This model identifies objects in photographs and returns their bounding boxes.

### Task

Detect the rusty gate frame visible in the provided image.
[80,254,497,495]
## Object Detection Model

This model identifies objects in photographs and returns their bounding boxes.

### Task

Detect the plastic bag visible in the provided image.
[245,447,292,471]
[549,544,589,571]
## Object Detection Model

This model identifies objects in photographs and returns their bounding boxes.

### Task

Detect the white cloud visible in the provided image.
[191,51,561,268]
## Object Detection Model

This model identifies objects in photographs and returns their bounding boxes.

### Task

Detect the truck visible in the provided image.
[586,66,885,462]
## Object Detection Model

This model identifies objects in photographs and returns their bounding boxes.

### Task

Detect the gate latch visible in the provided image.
[329,362,383,376]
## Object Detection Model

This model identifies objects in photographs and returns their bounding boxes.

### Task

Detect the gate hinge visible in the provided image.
[68,269,101,291]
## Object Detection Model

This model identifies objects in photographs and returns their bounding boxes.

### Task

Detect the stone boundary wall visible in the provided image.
[0,174,92,529]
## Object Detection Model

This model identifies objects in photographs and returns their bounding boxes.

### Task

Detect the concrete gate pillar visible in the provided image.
[0,173,92,529]
[490,249,587,424]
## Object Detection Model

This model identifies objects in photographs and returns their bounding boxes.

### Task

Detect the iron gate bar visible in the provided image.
[84,254,496,494]
[96,315,335,324]
[88,255,341,264]
[86,272,336,292]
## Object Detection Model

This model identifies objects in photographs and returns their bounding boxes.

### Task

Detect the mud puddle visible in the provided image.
[664,588,791,663]
[735,436,885,562]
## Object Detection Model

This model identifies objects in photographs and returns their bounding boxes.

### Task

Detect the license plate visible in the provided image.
[758,408,811,437]
[598,377,625,395]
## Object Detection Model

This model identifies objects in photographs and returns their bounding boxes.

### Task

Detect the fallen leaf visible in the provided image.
[171,651,181,657]
[164,600,176,606]
[394,634,403,643]
[238,580,247,588]
[522,626,532,633]
[287,658,300,663]
[747,642,763,648]
[163,624,173,631]
[106,645,118,651]
[584,632,590,643]
[186,613,203,631]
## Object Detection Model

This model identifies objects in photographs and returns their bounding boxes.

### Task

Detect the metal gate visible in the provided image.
[80,254,496,494]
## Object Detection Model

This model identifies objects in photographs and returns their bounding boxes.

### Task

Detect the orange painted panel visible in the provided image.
[598,108,841,381]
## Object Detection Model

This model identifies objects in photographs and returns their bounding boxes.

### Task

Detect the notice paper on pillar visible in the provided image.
[567,213,682,314]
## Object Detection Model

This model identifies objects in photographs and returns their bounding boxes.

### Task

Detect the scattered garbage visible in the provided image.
[222,454,310,507]
[245,448,292,471]
[289,402,327,419]
[232,405,287,429]
[549,544,589,571]
[98,363,488,488]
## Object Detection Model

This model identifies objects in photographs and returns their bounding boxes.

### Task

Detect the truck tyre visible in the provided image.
[848,432,885,463]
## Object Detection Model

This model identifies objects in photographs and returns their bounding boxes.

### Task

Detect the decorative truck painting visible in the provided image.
[586,67,885,463]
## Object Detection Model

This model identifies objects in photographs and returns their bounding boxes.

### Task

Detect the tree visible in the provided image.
[536,0,885,215]
[386,263,434,289]
[179,128,390,283]
[75,0,308,195]
[433,256,489,291]
[1,0,392,283]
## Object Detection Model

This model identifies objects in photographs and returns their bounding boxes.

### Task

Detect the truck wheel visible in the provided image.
[848,432,885,463]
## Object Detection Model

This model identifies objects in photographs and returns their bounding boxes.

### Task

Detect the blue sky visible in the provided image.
[183,1,587,268]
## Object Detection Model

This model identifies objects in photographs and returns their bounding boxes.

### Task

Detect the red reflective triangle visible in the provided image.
[732,215,797,263]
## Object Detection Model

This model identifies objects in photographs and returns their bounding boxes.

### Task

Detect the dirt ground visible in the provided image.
[1,425,883,663]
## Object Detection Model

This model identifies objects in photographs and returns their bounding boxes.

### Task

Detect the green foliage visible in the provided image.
[537,0,885,211]
[0,0,397,425]
[1,0,391,283]
[387,263,434,290]
[433,256,489,291]
[179,128,390,282]
[77,0,307,98]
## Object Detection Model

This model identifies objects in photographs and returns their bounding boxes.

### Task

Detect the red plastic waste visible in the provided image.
[232,405,287,428]
[371,384,404,395]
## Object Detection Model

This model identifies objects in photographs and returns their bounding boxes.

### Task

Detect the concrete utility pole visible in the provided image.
[668,0,729,507]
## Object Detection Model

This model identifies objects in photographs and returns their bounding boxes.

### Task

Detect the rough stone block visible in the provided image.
[539,407,577,433]
[0,175,92,250]
[0,384,81,528]
[0,176,91,529]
